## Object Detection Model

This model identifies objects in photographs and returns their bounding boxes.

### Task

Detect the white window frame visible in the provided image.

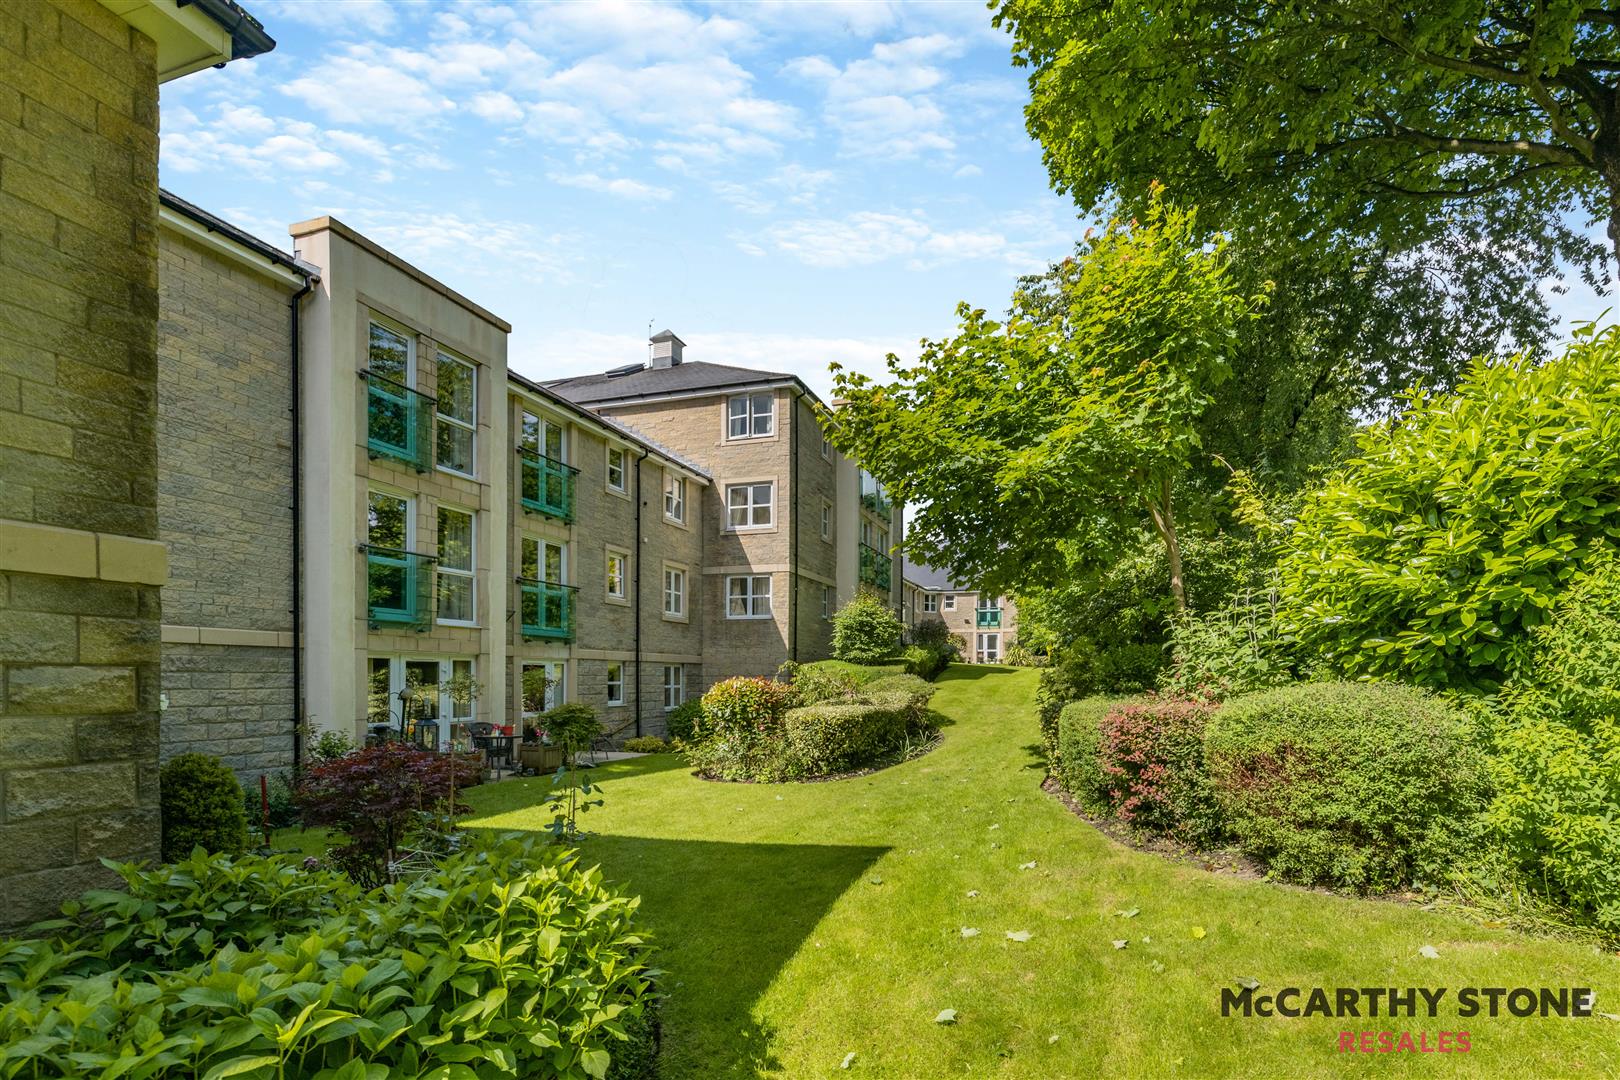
[663,563,687,620]
[726,574,773,620]
[522,660,566,716]
[367,316,415,387]
[605,547,629,603]
[606,445,628,495]
[944,594,957,611]
[822,585,834,620]
[923,593,939,613]
[435,505,476,626]
[522,535,567,585]
[662,664,685,710]
[366,487,414,551]
[605,661,625,706]
[434,351,477,478]
[520,410,567,462]
[368,656,471,750]
[726,391,775,440]
[663,470,686,525]
[820,499,833,542]
[725,481,775,531]
[820,432,833,460]
[976,632,1001,663]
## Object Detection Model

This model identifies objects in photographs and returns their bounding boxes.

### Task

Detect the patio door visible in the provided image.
[520,661,566,719]
[975,633,1000,664]
[365,657,473,749]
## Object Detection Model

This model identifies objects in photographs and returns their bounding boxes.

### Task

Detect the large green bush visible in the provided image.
[3,836,656,1079]
[160,752,248,862]
[1278,328,1620,693]
[1206,682,1487,891]
[1160,587,1297,699]
[899,643,950,680]
[1054,695,1131,814]
[831,590,905,663]
[1095,695,1223,843]
[1486,563,1620,927]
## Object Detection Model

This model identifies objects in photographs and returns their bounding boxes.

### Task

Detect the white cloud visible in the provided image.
[280,53,456,127]
[749,208,1065,271]
[954,164,983,178]
[470,91,525,124]
[161,105,394,179]
[549,172,673,202]
[258,0,398,36]
[787,34,966,159]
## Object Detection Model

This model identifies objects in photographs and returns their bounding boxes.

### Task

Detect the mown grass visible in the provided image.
[284,667,1620,1077]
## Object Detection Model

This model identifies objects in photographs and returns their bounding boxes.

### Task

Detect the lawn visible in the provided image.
[289,668,1620,1077]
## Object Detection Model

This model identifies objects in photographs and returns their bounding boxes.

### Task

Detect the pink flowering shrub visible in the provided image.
[1097,694,1223,843]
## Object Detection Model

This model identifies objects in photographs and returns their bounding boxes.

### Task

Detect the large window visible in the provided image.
[606,662,625,706]
[726,574,772,619]
[944,594,957,611]
[435,353,475,475]
[605,548,628,600]
[727,392,774,439]
[520,411,565,460]
[522,536,566,583]
[368,320,412,383]
[436,506,475,624]
[664,471,686,524]
[663,565,686,618]
[522,661,565,716]
[606,446,627,493]
[922,593,939,613]
[662,664,684,710]
[726,482,774,530]
[366,656,472,750]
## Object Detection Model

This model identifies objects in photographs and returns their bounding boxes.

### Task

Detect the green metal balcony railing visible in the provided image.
[859,474,892,518]
[518,448,578,522]
[859,543,892,592]
[362,544,437,630]
[976,607,1002,629]
[519,578,577,641]
[363,371,434,472]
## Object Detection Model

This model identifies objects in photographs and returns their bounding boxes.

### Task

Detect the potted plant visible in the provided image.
[517,669,565,773]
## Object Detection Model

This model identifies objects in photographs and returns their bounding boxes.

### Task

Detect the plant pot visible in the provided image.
[519,744,564,773]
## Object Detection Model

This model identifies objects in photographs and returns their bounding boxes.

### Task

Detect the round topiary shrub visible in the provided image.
[831,590,904,663]
[160,753,248,862]
[1205,681,1487,892]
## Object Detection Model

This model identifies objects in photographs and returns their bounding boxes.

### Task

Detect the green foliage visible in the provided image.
[689,671,936,782]
[993,1,1584,350]
[2,836,657,1079]
[1278,329,1620,692]
[665,699,703,743]
[899,643,950,681]
[1053,696,1131,813]
[159,753,247,862]
[698,677,797,736]
[831,591,905,663]
[310,729,355,764]
[826,189,1265,610]
[622,736,671,754]
[796,659,909,684]
[538,703,607,841]
[242,771,299,839]
[1001,640,1043,667]
[910,616,956,650]
[1161,585,1297,700]
[1486,563,1620,927]
[1206,682,1487,892]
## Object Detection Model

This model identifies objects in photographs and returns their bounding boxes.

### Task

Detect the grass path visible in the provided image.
[455,667,1618,1077]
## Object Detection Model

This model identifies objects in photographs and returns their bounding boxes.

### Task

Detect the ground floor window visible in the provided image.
[366,656,476,749]
[606,662,625,706]
[726,574,772,618]
[822,584,834,619]
[975,633,1000,664]
[521,661,566,718]
[663,664,684,710]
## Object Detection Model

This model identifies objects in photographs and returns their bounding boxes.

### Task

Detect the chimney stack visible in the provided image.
[649,329,685,368]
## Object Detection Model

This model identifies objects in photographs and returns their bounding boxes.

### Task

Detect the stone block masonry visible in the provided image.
[0,0,165,927]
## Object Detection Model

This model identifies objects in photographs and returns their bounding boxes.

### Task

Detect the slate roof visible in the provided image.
[903,558,974,593]
[546,360,814,406]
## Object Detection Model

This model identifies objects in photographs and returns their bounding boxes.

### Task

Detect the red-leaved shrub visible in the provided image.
[1097,694,1222,843]
[296,743,481,886]
[697,676,798,739]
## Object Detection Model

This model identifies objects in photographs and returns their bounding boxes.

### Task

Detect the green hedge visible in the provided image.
[1206,681,1486,892]
[899,644,950,680]
[798,659,908,684]
[1054,695,1132,814]
[782,701,913,776]
[2,837,657,1079]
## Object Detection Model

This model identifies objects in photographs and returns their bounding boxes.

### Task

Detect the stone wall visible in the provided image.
[0,0,165,926]
[155,228,297,781]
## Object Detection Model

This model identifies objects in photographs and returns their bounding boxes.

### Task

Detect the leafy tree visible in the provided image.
[1278,323,1620,692]
[993,0,1618,280]
[827,190,1264,612]
[831,589,906,662]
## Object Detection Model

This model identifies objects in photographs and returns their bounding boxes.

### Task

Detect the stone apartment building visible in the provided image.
[0,0,274,925]
[902,559,1020,664]
[145,199,902,783]
[548,332,902,685]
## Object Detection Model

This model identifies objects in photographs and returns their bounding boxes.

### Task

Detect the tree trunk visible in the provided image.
[1145,474,1188,615]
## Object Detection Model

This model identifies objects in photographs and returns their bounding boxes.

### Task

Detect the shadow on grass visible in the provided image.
[937,664,1014,681]
[585,835,887,1077]
[1019,741,1049,773]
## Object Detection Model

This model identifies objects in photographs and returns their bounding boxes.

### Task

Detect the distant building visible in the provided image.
[902,560,1019,663]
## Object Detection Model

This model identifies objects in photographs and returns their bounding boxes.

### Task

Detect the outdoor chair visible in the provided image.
[585,716,638,765]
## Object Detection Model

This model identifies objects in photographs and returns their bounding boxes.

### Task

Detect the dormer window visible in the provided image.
[727,392,774,439]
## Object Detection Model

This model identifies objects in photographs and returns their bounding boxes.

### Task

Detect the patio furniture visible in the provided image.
[472,733,516,779]
[586,716,638,764]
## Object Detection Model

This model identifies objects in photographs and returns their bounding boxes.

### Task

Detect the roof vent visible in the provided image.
[606,362,644,378]
[649,328,685,369]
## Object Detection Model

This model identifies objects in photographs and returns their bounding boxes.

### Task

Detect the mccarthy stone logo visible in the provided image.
[1220,984,1597,1019]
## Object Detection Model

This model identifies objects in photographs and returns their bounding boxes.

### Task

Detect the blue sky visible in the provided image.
[159,1,1610,400]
